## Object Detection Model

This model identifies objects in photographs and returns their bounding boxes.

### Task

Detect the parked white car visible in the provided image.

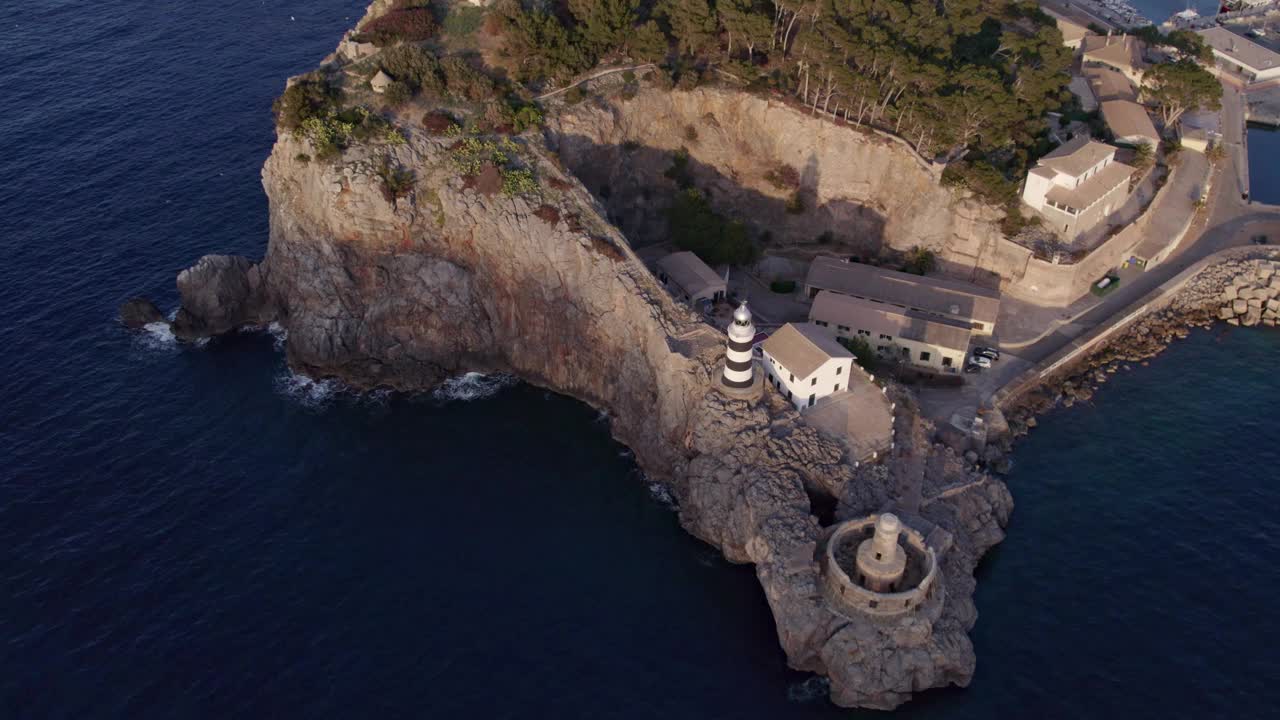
[968,354,992,369]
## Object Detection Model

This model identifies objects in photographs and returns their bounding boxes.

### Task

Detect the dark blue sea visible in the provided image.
[3,2,1279,718]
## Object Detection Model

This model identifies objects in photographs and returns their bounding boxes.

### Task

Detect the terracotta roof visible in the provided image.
[761,322,851,380]
[809,292,973,351]
[1084,65,1138,102]
[1100,100,1158,144]
[656,251,724,300]
[1045,160,1134,211]
[805,256,1001,326]
[1198,26,1280,74]
[1081,35,1143,72]
[1039,136,1117,177]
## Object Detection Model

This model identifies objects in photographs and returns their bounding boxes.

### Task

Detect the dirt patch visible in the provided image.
[534,204,561,224]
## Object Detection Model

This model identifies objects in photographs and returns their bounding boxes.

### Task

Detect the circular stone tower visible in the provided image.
[723,301,756,389]
[856,513,907,592]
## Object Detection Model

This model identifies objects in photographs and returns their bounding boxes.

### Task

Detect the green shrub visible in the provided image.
[902,246,936,275]
[501,168,538,196]
[380,45,444,96]
[764,164,800,190]
[511,103,543,133]
[441,57,497,102]
[667,188,758,266]
[383,80,413,107]
[451,135,519,176]
[354,1,438,46]
[422,110,455,134]
[563,85,586,105]
[295,153,311,163]
[443,5,485,37]
[785,191,804,214]
[663,147,694,189]
[836,336,878,369]
[684,124,698,142]
[622,70,636,83]
[273,74,339,131]
[770,280,796,293]
[375,155,416,203]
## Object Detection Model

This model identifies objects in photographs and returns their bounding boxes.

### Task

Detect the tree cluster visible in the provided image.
[1145,59,1222,130]
[497,0,1072,166]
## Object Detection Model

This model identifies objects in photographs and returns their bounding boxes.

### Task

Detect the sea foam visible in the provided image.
[431,372,517,403]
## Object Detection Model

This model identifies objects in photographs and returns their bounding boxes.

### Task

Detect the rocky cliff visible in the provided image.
[150,19,1015,710]
[544,85,1007,276]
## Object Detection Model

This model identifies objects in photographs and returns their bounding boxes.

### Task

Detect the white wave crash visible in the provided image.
[431,372,517,402]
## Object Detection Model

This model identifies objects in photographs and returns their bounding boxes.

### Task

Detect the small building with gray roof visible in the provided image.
[760,322,855,412]
[655,251,726,306]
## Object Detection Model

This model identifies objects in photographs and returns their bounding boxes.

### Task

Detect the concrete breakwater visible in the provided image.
[994,250,1280,443]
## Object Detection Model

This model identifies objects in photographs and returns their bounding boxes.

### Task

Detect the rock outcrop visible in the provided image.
[544,85,1007,271]
[149,10,1015,708]
[118,297,165,329]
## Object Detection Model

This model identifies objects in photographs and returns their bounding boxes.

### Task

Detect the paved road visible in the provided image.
[917,84,1279,423]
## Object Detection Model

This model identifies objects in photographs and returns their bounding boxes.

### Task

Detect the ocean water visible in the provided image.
[3,2,1280,718]
[1248,126,1280,205]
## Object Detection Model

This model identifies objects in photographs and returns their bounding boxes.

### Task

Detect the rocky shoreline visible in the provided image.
[998,252,1280,444]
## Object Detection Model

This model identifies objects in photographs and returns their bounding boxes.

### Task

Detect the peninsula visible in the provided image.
[124,0,1280,709]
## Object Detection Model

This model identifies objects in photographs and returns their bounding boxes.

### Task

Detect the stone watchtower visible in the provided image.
[856,514,908,592]
[820,512,943,620]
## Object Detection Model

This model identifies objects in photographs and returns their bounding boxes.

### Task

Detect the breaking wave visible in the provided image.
[266,321,287,351]
[274,370,342,408]
[786,676,830,703]
[431,372,517,403]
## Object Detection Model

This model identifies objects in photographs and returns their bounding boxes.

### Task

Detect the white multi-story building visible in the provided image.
[1198,26,1280,84]
[1022,136,1134,240]
[760,323,854,412]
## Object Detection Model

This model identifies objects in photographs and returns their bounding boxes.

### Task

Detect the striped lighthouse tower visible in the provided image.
[723,301,756,388]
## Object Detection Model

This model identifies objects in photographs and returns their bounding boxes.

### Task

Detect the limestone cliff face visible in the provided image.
[164,32,1014,709]
[544,86,1006,274]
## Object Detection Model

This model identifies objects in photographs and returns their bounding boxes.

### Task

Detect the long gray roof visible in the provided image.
[804,256,1000,326]
[810,291,973,351]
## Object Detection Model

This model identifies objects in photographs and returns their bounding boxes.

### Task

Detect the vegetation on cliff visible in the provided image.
[498,0,1071,166]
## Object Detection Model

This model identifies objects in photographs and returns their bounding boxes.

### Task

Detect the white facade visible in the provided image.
[760,323,855,412]
[723,302,756,388]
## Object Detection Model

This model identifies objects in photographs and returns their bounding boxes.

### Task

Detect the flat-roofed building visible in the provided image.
[809,291,972,374]
[1081,34,1145,84]
[1084,64,1139,102]
[761,323,855,412]
[1022,136,1134,240]
[1100,100,1159,147]
[804,256,1000,336]
[1197,26,1280,83]
[655,251,726,305]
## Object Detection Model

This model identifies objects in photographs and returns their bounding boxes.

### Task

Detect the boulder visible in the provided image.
[1218,306,1235,320]
[1243,308,1262,327]
[1238,287,1255,301]
[1248,297,1263,309]
[1233,298,1248,314]
[1223,285,1240,301]
[118,297,165,329]
[171,254,268,339]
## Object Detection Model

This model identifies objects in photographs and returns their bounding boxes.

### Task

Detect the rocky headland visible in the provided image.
[122,4,1023,709]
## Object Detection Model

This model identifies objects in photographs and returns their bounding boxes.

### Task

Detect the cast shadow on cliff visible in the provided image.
[545,134,888,260]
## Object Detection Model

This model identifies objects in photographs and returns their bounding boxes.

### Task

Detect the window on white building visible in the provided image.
[920,351,931,362]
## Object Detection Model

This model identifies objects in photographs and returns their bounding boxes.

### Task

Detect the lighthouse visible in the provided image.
[855,513,907,593]
[723,301,756,388]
